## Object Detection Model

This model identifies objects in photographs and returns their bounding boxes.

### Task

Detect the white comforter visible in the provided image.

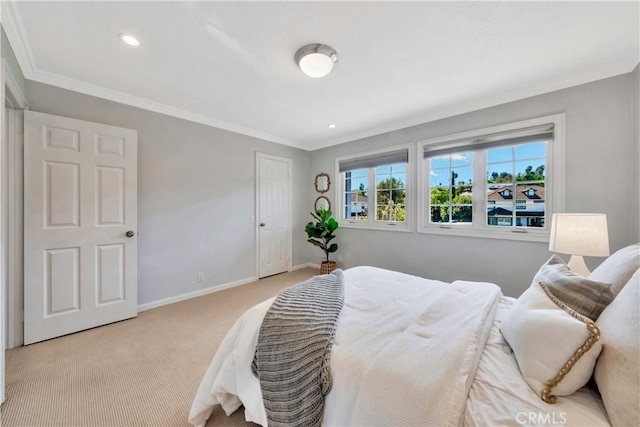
[189,266,502,427]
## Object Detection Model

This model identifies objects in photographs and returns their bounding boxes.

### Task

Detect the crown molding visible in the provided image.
[2,59,28,109]
[35,70,300,148]
[32,67,299,148]
[2,1,38,79]
[304,61,639,151]
[4,1,637,153]
[1,0,302,149]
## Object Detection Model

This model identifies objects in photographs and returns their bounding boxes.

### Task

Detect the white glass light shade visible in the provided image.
[295,44,338,78]
[549,213,610,257]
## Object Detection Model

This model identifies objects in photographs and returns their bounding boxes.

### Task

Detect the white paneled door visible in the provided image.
[23,111,137,345]
[257,153,291,278]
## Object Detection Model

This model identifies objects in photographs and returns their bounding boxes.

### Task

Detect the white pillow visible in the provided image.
[589,243,640,297]
[501,255,612,403]
[594,269,640,427]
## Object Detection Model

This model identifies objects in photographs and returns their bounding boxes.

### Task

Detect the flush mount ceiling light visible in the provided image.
[119,33,140,47]
[295,44,338,78]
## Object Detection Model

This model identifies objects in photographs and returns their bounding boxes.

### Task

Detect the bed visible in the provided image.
[189,244,639,427]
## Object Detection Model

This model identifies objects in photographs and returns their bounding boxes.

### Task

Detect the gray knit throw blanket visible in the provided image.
[251,269,345,427]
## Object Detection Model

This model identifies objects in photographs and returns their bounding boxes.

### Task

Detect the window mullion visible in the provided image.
[369,168,375,224]
[473,151,485,229]
[339,171,344,219]
[423,159,430,228]
[511,146,517,228]
[546,140,553,229]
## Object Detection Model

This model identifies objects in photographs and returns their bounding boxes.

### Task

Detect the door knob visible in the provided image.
[260,223,266,227]
[125,231,135,238]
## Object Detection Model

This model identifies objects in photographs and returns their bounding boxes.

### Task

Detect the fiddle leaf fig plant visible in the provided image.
[305,206,339,263]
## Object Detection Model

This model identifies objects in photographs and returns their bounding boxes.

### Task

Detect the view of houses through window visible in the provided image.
[427,141,547,227]
[344,168,369,220]
[342,141,546,228]
[486,142,546,227]
[343,164,407,223]
[429,153,473,223]
[338,118,559,238]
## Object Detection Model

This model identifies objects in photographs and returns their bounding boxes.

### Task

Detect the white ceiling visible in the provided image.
[3,1,639,151]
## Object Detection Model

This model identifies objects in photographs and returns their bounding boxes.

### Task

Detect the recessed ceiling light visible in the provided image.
[328,124,336,129]
[119,33,140,47]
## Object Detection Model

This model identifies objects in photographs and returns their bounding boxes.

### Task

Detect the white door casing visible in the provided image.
[23,110,137,345]
[1,76,6,405]
[257,153,291,278]
[3,58,29,350]
[3,59,29,404]
[6,107,24,349]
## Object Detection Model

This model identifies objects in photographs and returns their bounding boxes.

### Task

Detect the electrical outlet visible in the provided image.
[197,272,205,283]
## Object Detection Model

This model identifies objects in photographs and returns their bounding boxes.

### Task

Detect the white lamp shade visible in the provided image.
[295,44,338,78]
[549,213,610,257]
[298,53,335,78]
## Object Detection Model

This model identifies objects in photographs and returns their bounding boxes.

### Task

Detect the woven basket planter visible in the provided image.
[320,261,337,274]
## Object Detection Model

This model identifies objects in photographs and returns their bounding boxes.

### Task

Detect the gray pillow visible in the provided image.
[537,255,613,320]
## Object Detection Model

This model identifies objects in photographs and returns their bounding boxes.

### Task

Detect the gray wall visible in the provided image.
[310,71,639,297]
[8,28,640,301]
[25,81,314,305]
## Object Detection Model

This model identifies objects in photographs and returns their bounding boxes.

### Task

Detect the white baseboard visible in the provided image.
[138,265,322,313]
[292,263,320,271]
[138,276,257,312]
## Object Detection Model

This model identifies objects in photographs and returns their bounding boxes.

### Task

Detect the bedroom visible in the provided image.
[0,1,639,426]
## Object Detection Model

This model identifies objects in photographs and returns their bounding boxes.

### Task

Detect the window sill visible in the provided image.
[339,221,413,233]
[418,225,549,242]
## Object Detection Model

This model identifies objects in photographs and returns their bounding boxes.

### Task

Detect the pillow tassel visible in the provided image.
[541,320,601,404]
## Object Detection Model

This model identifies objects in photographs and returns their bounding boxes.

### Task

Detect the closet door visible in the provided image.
[257,153,291,278]
[24,110,138,345]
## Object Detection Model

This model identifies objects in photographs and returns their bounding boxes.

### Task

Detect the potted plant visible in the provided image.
[305,206,339,274]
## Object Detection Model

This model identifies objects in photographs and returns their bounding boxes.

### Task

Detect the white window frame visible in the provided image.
[418,114,566,242]
[335,143,415,232]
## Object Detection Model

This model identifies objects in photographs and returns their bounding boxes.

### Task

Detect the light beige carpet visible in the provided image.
[1,268,318,427]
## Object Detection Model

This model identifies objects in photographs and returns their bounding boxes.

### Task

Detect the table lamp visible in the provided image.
[548,213,610,277]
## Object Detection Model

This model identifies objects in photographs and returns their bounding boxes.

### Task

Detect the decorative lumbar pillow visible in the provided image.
[589,243,640,297]
[500,255,614,403]
[594,269,640,427]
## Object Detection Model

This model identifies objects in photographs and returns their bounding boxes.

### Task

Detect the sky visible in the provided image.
[430,141,546,186]
[345,141,547,190]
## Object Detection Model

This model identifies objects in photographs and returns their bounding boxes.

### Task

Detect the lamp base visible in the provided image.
[567,255,591,277]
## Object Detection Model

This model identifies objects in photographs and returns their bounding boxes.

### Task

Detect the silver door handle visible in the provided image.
[126,231,135,237]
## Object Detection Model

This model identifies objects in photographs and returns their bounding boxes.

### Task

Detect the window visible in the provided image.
[486,141,547,227]
[336,145,413,231]
[343,168,369,221]
[375,164,407,222]
[419,114,565,242]
[429,152,473,224]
